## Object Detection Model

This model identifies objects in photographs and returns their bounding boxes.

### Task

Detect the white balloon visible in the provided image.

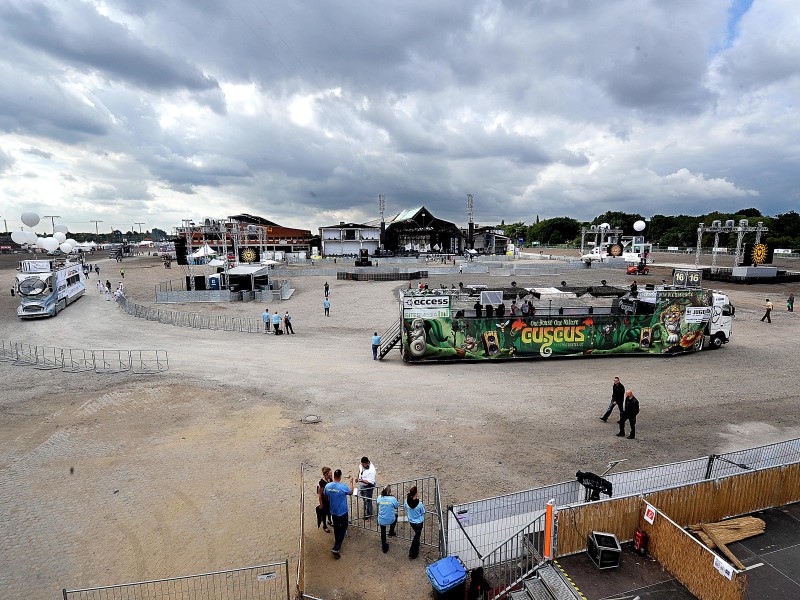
[21,212,40,227]
[42,237,61,252]
[633,220,646,232]
[600,222,610,229]
[53,232,67,243]
[25,231,39,244]
[36,237,46,248]
[66,238,78,247]
[60,242,73,253]
[11,231,27,244]
[53,224,69,234]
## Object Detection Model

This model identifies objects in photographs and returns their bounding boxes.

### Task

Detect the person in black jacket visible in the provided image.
[617,390,640,439]
[601,377,625,422]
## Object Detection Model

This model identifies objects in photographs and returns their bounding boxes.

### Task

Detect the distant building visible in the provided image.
[318,222,381,256]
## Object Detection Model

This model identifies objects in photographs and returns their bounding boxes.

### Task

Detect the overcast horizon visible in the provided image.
[1,0,799,236]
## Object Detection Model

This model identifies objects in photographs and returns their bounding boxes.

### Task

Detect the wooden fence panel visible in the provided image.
[556,463,800,557]
[641,501,746,600]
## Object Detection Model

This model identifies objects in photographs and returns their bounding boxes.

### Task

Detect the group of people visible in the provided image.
[96,279,124,302]
[261,308,294,334]
[763,294,794,322]
[82,263,100,278]
[316,458,426,559]
[600,376,640,439]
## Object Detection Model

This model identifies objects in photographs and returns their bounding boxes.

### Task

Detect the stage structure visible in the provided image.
[381,206,464,255]
[580,224,624,258]
[694,219,769,271]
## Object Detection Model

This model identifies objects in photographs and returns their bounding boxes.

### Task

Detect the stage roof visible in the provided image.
[227,265,271,276]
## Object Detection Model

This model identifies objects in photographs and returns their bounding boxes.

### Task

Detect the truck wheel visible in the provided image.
[710,334,724,349]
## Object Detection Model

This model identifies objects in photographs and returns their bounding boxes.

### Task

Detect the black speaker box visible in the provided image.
[587,531,621,570]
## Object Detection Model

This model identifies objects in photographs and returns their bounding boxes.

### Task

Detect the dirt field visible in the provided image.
[1,251,798,600]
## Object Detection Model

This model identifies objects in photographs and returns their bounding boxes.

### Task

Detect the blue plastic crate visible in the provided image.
[426,556,467,593]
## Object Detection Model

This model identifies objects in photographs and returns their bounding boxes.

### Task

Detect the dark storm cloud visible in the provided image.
[0,0,797,231]
[0,1,223,103]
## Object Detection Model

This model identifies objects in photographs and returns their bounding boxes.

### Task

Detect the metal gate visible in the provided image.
[62,560,291,600]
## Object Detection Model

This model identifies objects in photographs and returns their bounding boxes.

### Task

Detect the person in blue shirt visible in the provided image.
[376,486,399,553]
[272,311,282,334]
[372,332,381,360]
[262,308,270,334]
[324,469,354,558]
[405,485,426,559]
[323,298,330,317]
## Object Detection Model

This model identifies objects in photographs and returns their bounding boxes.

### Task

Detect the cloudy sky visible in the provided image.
[1,0,798,236]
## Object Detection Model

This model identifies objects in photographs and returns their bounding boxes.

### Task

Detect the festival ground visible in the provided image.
[0,251,798,599]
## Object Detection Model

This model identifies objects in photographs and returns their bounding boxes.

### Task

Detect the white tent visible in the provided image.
[190,243,217,258]
[208,258,226,267]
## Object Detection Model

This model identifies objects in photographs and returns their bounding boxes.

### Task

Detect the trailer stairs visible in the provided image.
[378,319,402,360]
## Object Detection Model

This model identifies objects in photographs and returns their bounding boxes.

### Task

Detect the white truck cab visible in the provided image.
[706,291,734,348]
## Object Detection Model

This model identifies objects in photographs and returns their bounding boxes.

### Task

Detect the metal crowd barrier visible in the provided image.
[0,341,168,375]
[117,295,263,334]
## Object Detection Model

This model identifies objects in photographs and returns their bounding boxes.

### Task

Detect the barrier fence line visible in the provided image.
[62,560,291,600]
[118,295,263,335]
[0,341,168,375]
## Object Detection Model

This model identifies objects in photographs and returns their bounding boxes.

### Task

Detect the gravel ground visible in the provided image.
[0,251,798,600]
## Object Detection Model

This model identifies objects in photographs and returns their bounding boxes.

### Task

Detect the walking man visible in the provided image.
[372,331,381,360]
[357,457,376,519]
[787,293,794,312]
[323,298,330,317]
[601,377,625,422]
[324,281,330,298]
[617,390,640,439]
[324,469,354,559]
[120,267,125,278]
[761,298,773,323]
[284,311,294,334]
[262,308,270,334]
[94,264,100,277]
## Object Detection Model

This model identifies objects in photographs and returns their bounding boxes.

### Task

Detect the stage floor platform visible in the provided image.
[554,503,800,599]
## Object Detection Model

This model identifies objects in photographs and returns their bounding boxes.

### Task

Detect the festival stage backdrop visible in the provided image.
[402,290,712,362]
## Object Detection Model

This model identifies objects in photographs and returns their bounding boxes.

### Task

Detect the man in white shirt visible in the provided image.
[357,457,377,518]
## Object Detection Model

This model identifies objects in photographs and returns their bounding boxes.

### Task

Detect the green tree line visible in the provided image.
[499,209,800,249]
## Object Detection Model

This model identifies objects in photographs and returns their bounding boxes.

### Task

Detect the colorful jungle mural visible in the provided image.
[402,289,715,362]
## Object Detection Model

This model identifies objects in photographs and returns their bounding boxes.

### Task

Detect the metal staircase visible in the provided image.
[378,319,402,360]
[507,564,582,600]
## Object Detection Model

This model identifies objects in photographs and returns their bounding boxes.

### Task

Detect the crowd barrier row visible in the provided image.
[118,295,263,334]
[0,341,168,374]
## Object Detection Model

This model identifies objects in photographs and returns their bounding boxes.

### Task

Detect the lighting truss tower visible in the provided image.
[695,219,768,270]
[379,194,386,250]
[466,194,474,250]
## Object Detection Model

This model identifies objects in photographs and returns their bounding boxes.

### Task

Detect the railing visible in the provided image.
[347,475,444,555]
[62,560,291,600]
[296,464,305,600]
[479,514,547,600]
[0,341,168,375]
[448,437,800,569]
[118,295,263,334]
[378,319,402,360]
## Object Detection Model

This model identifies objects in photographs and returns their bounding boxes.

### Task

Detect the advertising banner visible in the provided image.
[402,289,711,362]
